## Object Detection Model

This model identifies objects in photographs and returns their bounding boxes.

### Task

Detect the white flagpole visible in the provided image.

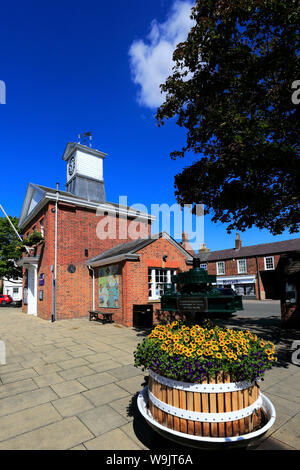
[0,204,23,241]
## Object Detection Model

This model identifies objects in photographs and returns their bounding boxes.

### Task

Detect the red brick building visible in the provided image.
[196,233,300,300]
[18,142,192,326]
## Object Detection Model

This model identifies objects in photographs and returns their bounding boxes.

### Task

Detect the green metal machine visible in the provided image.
[161,258,243,320]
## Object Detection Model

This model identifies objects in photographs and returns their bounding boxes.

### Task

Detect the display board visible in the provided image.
[98,264,120,308]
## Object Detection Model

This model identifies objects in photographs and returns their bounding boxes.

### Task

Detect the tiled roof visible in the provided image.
[88,232,193,265]
[87,237,155,264]
[196,238,300,262]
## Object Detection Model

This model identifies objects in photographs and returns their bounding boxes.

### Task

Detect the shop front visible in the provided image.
[215,275,256,298]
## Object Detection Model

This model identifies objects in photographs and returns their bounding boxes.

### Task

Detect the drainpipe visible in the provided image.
[52,183,59,322]
[255,256,261,300]
[51,265,54,322]
[88,265,95,311]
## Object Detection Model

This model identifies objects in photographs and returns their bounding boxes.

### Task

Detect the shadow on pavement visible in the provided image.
[213,314,300,371]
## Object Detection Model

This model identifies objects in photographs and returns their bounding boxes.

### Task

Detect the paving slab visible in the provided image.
[255,437,297,450]
[88,359,122,373]
[78,404,128,436]
[52,393,94,417]
[0,403,61,442]
[84,353,118,364]
[50,380,88,398]
[0,386,58,417]
[82,383,130,407]
[77,371,116,389]
[0,367,39,384]
[58,365,95,381]
[33,372,66,388]
[0,379,38,400]
[117,374,147,395]
[108,365,143,381]
[0,416,93,450]
[109,396,135,421]
[84,428,139,450]
[34,363,63,375]
[271,412,300,449]
[56,357,89,370]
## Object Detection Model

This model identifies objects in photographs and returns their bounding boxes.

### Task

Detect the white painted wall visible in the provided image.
[2,278,23,301]
[67,149,104,182]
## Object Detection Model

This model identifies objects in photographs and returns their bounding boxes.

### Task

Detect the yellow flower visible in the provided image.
[196,349,203,356]
[216,353,222,359]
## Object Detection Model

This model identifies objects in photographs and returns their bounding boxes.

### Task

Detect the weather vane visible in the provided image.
[78,131,93,147]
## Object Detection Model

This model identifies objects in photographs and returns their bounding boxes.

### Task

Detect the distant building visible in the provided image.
[195,233,300,300]
[2,278,22,301]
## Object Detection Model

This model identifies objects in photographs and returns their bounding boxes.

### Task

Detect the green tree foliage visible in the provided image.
[156,0,300,234]
[0,216,22,280]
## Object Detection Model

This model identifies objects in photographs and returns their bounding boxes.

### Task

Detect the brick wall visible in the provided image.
[122,237,189,327]
[206,254,281,299]
[21,201,151,320]
[92,237,190,327]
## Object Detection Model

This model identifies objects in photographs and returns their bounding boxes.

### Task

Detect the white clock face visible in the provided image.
[68,157,75,176]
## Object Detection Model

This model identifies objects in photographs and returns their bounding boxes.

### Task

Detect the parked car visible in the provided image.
[216,287,237,296]
[0,294,13,305]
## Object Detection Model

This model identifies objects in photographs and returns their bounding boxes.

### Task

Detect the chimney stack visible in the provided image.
[199,243,210,253]
[181,232,195,255]
[235,233,242,250]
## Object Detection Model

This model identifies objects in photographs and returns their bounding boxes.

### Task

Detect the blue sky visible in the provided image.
[0,0,298,252]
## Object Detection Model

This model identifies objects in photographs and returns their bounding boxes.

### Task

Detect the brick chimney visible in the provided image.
[235,233,242,250]
[181,231,195,255]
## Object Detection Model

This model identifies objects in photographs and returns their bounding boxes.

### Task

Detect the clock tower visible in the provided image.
[62,142,107,202]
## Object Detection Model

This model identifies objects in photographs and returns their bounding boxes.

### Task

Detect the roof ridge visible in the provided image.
[209,237,300,254]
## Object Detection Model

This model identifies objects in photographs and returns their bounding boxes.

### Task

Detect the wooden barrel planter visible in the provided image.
[148,370,263,438]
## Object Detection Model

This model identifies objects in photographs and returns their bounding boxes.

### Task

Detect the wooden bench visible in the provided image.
[89,310,114,324]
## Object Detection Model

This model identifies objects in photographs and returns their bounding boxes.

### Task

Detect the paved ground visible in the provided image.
[0,303,299,450]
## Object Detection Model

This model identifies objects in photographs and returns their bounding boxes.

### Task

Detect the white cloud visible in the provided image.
[129,1,194,109]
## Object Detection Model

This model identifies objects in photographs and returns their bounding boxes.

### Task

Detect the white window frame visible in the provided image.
[148,268,176,300]
[216,261,225,275]
[264,256,275,270]
[237,259,247,274]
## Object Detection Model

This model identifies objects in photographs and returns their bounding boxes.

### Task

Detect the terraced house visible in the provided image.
[196,233,300,303]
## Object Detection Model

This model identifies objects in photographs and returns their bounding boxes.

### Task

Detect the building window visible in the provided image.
[13,288,19,294]
[40,219,44,237]
[237,259,247,274]
[216,261,225,275]
[264,256,274,270]
[148,268,176,300]
[286,282,297,304]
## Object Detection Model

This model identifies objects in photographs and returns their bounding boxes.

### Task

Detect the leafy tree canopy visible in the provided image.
[156,0,300,234]
[0,216,22,281]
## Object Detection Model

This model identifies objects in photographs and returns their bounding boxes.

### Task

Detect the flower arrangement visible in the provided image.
[134,320,277,383]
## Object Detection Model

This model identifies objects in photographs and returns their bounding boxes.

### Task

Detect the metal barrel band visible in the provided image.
[149,370,254,393]
[148,389,262,423]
